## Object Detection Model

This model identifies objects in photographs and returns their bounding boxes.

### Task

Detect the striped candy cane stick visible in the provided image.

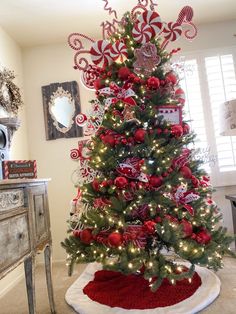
[161,6,197,50]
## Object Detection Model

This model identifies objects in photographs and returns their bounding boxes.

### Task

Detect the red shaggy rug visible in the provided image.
[83,270,202,309]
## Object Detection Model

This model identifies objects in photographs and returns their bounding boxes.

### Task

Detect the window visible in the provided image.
[177,47,236,187]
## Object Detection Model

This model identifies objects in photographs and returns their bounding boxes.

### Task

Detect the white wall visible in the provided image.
[22,19,236,263]
[23,43,94,261]
[0,26,29,296]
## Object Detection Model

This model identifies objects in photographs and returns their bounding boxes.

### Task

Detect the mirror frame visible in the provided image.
[42,81,83,140]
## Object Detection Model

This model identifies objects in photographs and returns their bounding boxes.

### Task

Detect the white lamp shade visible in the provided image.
[219,99,236,136]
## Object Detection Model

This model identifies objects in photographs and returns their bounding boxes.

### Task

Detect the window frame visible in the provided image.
[179,46,236,187]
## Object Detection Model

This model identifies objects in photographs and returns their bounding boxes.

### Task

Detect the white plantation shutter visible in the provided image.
[177,47,236,186]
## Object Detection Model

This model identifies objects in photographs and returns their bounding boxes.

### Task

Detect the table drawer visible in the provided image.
[0,189,24,213]
[0,213,30,272]
[29,185,49,245]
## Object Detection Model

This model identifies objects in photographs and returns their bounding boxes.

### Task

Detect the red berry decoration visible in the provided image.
[180,166,192,179]
[196,230,212,245]
[171,124,183,138]
[80,229,93,244]
[147,77,160,90]
[118,67,131,80]
[134,128,146,143]
[149,176,163,188]
[108,232,123,247]
[180,219,193,238]
[102,134,116,147]
[114,176,129,189]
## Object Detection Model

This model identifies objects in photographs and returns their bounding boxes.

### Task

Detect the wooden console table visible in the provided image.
[0,179,56,314]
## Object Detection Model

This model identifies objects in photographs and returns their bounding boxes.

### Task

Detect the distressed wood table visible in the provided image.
[226,194,236,248]
[0,178,56,314]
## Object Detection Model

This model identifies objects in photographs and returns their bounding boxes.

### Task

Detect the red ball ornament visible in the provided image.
[80,229,93,244]
[93,78,104,90]
[114,176,129,189]
[134,128,146,143]
[196,230,212,245]
[73,230,81,238]
[180,219,193,238]
[171,124,183,137]
[102,134,116,147]
[92,179,100,191]
[147,77,160,90]
[165,72,178,85]
[183,123,190,135]
[149,176,163,188]
[143,221,156,234]
[180,166,192,179]
[118,67,131,80]
[108,232,123,247]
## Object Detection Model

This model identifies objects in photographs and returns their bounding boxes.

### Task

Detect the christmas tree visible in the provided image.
[62,1,235,292]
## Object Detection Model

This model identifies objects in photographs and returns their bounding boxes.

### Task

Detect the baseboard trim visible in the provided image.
[0,271,24,299]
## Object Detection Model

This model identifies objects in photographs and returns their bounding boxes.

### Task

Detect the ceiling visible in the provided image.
[0,0,236,47]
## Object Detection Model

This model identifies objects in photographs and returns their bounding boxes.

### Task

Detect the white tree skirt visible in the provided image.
[65,263,221,314]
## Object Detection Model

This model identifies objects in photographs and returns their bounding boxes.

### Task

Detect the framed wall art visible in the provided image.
[42,81,83,140]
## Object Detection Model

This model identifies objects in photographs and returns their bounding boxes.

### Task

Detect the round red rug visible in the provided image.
[83,269,202,309]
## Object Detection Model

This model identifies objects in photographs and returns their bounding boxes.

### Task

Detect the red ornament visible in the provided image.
[73,230,81,237]
[108,232,123,247]
[147,77,160,90]
[183,123,190,134]
[114,176,129,189]
[180,219,193,238]
[118,67,131,80]
[134,129,146,143]
[92,179,100,191]
[195,230,212,245]
[154,216,162,223]
[143,221,156,234]
[180,166,192,179]
[175,88,185,105]
[165,72,178,85]
[102,134,116,147]
[149,176,163,188]
[191,176,200,188]
[93,78,104,90]
[80,229,93,244]
[171,124,183,137]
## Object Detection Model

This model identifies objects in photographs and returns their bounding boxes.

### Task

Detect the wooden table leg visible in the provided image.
[24,255,36,314]
[44,245,56,314]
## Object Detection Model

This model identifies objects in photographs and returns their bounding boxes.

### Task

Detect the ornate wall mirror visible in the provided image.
[42,81,83,140]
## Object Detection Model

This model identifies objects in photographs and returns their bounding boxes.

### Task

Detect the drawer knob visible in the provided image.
[39,211,44,217]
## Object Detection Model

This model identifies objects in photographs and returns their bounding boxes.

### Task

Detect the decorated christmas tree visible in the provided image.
[62,0,235,293]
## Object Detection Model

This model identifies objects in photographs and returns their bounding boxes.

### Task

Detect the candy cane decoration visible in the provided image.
[177,6,198,40]
[161,6,197,50]
[102,0,118,19]
[68,33,95,71]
